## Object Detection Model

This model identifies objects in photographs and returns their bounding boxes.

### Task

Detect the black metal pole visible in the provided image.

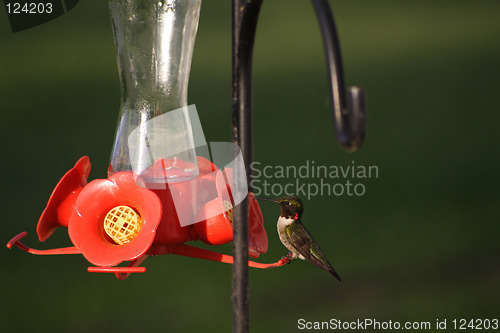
[231,1,263,332]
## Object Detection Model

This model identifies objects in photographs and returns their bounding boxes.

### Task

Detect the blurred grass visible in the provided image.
[1,1,499,332]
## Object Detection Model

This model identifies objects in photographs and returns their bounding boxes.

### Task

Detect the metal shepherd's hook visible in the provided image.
[232,0,366,332]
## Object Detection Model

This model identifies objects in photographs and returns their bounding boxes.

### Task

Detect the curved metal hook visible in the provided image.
[312,0,367,152]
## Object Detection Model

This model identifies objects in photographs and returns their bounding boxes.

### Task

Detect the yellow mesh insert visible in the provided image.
[223,200,233,225]
[103,206,142,245]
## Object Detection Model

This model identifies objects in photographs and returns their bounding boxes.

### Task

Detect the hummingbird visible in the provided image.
[256,196,342,281]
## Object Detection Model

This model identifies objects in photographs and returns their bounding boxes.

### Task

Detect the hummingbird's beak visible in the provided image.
[254,197,276,202]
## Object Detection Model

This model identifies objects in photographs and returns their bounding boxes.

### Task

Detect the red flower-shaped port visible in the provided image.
[193,167,268,258]
[143,156,218,244]
[192,169,234,245]
[68,172,162,267]
[37,156,91,242]
[221,168,268,258]
[248,191,268,258]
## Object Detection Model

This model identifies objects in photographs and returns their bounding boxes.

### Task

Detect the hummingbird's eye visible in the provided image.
[283,201,290,205]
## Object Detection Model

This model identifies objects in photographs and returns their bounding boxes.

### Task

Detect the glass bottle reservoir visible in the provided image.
[108,0,202,183]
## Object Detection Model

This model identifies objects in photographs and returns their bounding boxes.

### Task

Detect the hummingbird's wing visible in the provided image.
[284,222,342,281]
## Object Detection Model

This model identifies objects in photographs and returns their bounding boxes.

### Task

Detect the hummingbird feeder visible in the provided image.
[7,0,366,286]
[7,0,286,280]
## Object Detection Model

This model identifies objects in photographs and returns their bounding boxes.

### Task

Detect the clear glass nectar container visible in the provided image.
[108,0,202,183]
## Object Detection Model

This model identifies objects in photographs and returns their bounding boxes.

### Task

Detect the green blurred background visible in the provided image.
[1,1,499,332]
